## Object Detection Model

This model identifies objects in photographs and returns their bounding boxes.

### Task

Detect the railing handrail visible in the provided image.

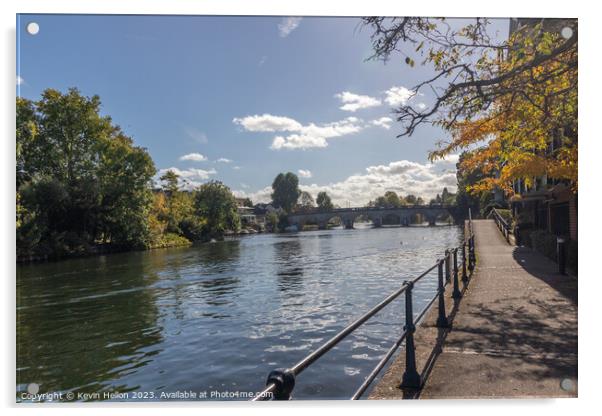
[252,217,476,401]
[491,207,510,230]
[491,208,513,243]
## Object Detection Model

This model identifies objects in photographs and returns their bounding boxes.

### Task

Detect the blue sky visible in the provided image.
[17,14,509,206]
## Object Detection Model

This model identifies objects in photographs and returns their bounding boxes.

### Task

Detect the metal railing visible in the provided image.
[491,208,512,243]
[251,219,476,401]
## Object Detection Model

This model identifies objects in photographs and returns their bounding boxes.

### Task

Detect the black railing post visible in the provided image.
[461,242,468,283]
[266,368,296,400]
[444,249,451,283]
[436,260,449,328]
[452,248,461,299]
[400,281,421,388]
[468,235,476,271]
[557,237,567,275]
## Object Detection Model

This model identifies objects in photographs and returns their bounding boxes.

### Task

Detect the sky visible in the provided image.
[16,14,509,206]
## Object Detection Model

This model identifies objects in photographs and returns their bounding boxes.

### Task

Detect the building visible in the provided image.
[235,198,257,226]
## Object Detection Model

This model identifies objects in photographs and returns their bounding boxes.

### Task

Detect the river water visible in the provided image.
[17,224,463,401]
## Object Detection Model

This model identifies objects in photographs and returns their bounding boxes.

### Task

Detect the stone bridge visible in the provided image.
[288,205,458,230]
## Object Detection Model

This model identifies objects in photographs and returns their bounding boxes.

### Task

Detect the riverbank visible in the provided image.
[16,228,262,264]
[369,219,577,399]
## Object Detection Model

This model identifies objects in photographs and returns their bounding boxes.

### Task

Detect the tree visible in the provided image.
[243,197,253,208]
[316,191,334,211]
[404,194,418,205]
[194,180,240,239]
[374,196,387,208]
[455,150,493,216]
[265,211,279,233]
[362,18,578,194]
[384,191,401,208]
[416,196,425,205]
[16,88,156,258]
[297,191,315,211]
[160,170,180,194]
[271,172,300,213]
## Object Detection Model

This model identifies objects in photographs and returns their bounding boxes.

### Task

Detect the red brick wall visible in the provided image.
[569,194,578,241]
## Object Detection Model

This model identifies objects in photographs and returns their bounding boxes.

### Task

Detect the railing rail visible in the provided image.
[251,216,476,401]
[491,208,512,243]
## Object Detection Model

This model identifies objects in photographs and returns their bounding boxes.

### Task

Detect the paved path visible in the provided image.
[370,219,577,399]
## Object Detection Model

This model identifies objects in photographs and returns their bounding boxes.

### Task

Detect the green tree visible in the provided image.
[194,181,240,239]
[271,172,300,213]
[404,194,418,205]
[374,196,387,208]
[16,88,156,258]
[265,211,279,233]
[160,170,179,194]
[297,191,315,211]
[384,191,401,208]
[316,191,334,211]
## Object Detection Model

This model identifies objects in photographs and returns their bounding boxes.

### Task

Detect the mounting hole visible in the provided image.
[561,26,573,40]
[560,378,574,391]
[26,22,39,35]
[27,383,40,394]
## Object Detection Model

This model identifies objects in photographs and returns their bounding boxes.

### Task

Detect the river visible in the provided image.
[17,224,463,401]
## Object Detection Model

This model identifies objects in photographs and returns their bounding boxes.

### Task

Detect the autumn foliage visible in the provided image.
[429,24,577,195]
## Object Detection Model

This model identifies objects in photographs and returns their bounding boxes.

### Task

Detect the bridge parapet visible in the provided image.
[287,205,458,230]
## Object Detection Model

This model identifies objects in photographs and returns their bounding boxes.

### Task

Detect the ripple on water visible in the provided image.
[17,226,463,400]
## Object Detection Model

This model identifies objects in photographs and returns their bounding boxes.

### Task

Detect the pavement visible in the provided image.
[369,219,577,400]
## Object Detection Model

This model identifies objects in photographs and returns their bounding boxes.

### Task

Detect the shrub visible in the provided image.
[150,232,192,249]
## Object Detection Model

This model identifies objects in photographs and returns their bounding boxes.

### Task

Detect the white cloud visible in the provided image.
[384,86,415,106]
[278,17,302,37]
[156,167,217,190]
[258,56,267,66]
[298,169,312,178]
[235,113,366,150]
[417,102,427,110]
[17,76,24,85]
[233,114,302,132]
[271,135,328,150]
[234,158,457,207]
[335,91,382,112]
[216,158,233,163]
[179,152,207,162]
[233,166,242,170]
[371,117,394,130]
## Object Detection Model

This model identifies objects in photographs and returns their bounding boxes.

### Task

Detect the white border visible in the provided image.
[2,1,599,416]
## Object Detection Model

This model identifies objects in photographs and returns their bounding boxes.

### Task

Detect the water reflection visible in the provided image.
[17,252,164,398]
[274,239,304,293]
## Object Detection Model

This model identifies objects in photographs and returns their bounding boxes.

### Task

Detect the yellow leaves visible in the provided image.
[432,32,577,198]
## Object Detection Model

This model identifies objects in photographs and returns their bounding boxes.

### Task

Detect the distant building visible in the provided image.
[235,198,257,226]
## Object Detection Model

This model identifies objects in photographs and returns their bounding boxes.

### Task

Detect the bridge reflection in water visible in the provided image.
[288,205,459,230]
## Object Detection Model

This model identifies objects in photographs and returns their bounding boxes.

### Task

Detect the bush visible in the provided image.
[150,232,192,249]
